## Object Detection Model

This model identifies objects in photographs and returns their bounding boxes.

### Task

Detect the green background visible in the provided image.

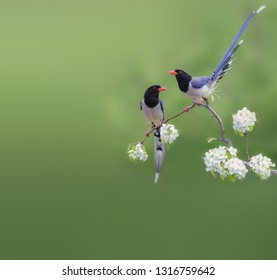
[0,0,276,259]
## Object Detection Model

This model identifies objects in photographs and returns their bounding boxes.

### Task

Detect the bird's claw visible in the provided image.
[145,125,154,137]
[158,121,163,128]
[194,99,203,106]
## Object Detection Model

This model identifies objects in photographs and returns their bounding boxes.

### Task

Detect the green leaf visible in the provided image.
[220,175,225,180]
[207,137,217,143]
[228,174,237,182]
[127,143,137,152]
[238,131,245,137]
[249,126,254,132]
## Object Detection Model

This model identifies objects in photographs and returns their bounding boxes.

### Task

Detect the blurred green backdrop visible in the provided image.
[0,0,276,259]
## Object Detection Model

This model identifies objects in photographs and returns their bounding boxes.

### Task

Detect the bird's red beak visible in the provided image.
[169,70,177,76]
[158,87,167,91]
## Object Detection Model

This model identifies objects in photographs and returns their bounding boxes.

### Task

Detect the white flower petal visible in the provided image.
[233,107,256,134]
[127,143,148,162]
[249,154,275,180]
[160,123,179,144]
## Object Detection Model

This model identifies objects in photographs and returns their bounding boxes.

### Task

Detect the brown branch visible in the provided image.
[200,99,232,147]
[140,129,154,145]
[271,169,277,175]
[244,132,250,161]
[164,103,196,123]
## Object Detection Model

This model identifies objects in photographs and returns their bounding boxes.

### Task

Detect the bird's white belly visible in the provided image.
[187,84,211,100]
[141,103,163,127]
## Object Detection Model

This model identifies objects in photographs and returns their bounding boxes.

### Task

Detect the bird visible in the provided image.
[140,85,167,183]
[169,5,266,104]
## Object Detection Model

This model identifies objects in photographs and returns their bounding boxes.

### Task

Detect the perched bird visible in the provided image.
[140,85,167,183]
[169,5,266,104]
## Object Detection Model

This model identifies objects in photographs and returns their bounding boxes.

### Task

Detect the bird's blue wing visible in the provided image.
[191,76,210,89]
[159,100,164,113]
[210,6,265,82]
[159,100,165,120]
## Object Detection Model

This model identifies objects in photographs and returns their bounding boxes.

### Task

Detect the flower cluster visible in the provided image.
[204,146,229,177]
[204,146,248,180]
[233,107,256,135]
[160,123,179,144]
[224,157,248,180]
[249,154,276,180]
[127,143,148,162]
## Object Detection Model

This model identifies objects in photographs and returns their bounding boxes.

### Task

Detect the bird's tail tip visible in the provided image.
[256,5,266,14]
[154,172,160,184]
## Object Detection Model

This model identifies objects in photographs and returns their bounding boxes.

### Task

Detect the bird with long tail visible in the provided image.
[140,85,166,183]
[169,6,266,104]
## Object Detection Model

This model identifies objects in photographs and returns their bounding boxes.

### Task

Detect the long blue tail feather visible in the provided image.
[210,6,266,82]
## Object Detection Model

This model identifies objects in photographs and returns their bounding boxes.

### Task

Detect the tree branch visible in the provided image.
[244,132,250,161]
[200,99,232,147]
[165,103,196,123]
[271,169,277,175]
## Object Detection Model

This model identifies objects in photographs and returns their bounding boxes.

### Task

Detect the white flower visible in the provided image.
[160,123,179,144]
[204,146,229,177]
[228,146,237,157]
[224,157,248,180]
[232,107,256,134]
[128,143,148,162]
[204,146,247,180]
[249,154,276,180]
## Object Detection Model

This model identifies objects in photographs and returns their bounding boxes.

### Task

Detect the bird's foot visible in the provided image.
[145,126,153,137]
[194,99,203,106]
[158,121,163,128]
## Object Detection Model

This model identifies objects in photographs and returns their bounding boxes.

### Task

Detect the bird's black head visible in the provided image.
[169,69,192,93]
[145,85,167,96]
[169,69,191,78]
[144,85,166,107]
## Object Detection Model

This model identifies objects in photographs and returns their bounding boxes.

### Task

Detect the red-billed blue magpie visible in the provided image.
[169,6,266,104]
[140,85,166,183]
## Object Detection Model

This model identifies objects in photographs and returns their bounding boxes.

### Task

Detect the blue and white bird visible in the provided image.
[169,5,266,104]
[140,85,166,183]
